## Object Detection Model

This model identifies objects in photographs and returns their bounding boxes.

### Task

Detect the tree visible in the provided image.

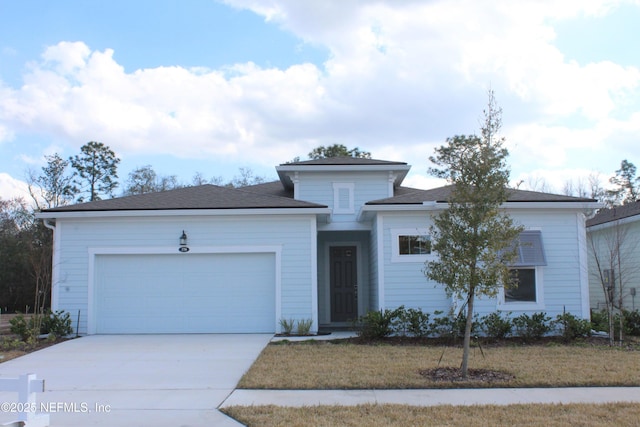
[607,160,639,206]
[70,141,121,202]
[588,216,640,345]
[124,165,159,195]
[27,153,76,210]
[425,91,523,378]
[308,144,371,159]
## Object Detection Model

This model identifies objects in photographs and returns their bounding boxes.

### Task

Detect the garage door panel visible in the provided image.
[95,253,275,334]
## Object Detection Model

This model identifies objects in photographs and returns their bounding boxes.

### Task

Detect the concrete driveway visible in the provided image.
[0,334,272,426]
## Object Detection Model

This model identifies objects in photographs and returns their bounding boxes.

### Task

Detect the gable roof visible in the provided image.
[41,184,326,213]
[367,185,597,205]
[586,200,640,227]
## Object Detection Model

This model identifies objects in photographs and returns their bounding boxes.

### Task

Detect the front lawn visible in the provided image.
[222,403,640,427]
[238,339,640,389]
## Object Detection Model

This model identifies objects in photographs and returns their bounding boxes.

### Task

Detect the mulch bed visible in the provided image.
[419,367,515,383]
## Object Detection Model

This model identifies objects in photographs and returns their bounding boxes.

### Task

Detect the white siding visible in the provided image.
[53,214,316,334]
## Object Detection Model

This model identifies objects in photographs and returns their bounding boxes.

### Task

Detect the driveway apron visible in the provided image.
[0,334,272,426]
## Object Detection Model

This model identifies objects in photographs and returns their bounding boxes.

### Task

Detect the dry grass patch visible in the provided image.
[238,341,640,389]
[222,403,640,427]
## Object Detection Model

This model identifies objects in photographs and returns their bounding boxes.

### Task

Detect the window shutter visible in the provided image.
[514,230,546,266]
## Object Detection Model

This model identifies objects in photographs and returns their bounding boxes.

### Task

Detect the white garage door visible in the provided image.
[95,253,276,334]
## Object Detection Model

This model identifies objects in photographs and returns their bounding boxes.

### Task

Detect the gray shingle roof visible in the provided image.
[42,184,326,213]
[281,157,407,166]
[586,200,640,227]
[367,185,597,205]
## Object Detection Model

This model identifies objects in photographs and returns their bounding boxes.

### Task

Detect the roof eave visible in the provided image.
[276,164,411,189]
[36,207,332,220]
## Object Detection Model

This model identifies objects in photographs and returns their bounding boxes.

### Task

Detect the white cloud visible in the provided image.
[0,0,639,196]
[0,173,30,201]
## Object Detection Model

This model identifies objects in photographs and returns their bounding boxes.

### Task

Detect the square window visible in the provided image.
[505,268,536,303]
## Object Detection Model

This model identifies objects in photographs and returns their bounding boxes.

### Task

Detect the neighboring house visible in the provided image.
[586,201,640,312]
[38,157,599,335]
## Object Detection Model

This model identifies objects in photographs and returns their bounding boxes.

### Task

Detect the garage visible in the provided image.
[94,253,276,334]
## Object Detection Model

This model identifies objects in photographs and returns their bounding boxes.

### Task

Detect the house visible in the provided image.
[37,157,600,335]
[586,201,640,312]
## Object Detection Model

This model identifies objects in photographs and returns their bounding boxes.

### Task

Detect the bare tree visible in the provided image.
[588,216,640,345]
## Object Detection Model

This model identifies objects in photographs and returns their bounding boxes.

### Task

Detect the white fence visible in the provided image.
[0,373,49,427]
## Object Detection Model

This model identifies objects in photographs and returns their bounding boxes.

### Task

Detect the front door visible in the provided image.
[330,246,357,322]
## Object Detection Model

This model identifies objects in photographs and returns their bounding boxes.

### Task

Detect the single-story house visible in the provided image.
[38,157,600,335]
[586,201,640,312]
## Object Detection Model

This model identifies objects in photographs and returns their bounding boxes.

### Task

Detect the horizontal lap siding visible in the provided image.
[588,220,640,311]
[297,172,391,223]
[381,213,450,313]
[55,214,314,334]
[381,210,588,319]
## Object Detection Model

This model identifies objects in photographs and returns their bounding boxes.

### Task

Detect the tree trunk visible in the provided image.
[461,290,475,379]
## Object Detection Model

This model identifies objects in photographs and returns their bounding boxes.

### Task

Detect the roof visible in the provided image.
[367,185,598,205]
[281,157,407,166]
[586,200,640,227]
[42,184,326,213]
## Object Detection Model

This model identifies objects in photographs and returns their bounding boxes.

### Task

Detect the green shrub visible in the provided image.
[42,310,73,338]
[553,312,591,341]
[296,319,313,336]
[590,309,609,333]
[481,312,513,339]
[513,312,551,341]
[429,311,454,338]
[356,307,403,340]
[622,310,640,336]
[9,314,32,341]
[397,308,431,338]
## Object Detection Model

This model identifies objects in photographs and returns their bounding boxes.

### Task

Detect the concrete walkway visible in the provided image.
[0,334,272,427]
[222,386,640,408]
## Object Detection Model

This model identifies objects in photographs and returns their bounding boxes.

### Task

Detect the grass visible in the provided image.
[238,339,640,389]
[222,402,640,427]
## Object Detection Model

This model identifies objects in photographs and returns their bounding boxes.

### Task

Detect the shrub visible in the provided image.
[513,312,551,341]
[622,310,640,336]
[553,312,591,341]
[279,318,295,335]
[356,307,403,340]
[481,312,513,340]
[9,314,32,341]
[296,319,313,336]
[429,311,453,338]
[42,310,73,338]
[590,309,609,333]
[398,308,431,338]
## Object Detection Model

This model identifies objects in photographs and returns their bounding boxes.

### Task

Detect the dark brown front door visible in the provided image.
[330,246,357,322]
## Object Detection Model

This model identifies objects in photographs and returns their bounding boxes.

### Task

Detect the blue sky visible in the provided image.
[1,0,640,201]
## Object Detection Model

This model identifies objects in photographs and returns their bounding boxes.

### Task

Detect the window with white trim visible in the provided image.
[501,230,546,309]
[392,228,432,262]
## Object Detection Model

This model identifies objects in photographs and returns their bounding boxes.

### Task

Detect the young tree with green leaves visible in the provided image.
[425,92,523,378]
[70,141,121,202]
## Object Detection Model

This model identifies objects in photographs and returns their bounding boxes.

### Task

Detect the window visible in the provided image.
[391,228,432,262]
[399,235,431,255]
[505,268,536,302]
[500,230,546,309]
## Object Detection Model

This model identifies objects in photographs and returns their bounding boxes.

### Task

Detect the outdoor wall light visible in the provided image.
[179,230,188,247]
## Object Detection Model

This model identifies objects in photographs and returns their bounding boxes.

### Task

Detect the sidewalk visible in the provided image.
[221,387,640,408]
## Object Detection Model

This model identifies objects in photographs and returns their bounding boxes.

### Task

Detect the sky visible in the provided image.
[1,0,640,202]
